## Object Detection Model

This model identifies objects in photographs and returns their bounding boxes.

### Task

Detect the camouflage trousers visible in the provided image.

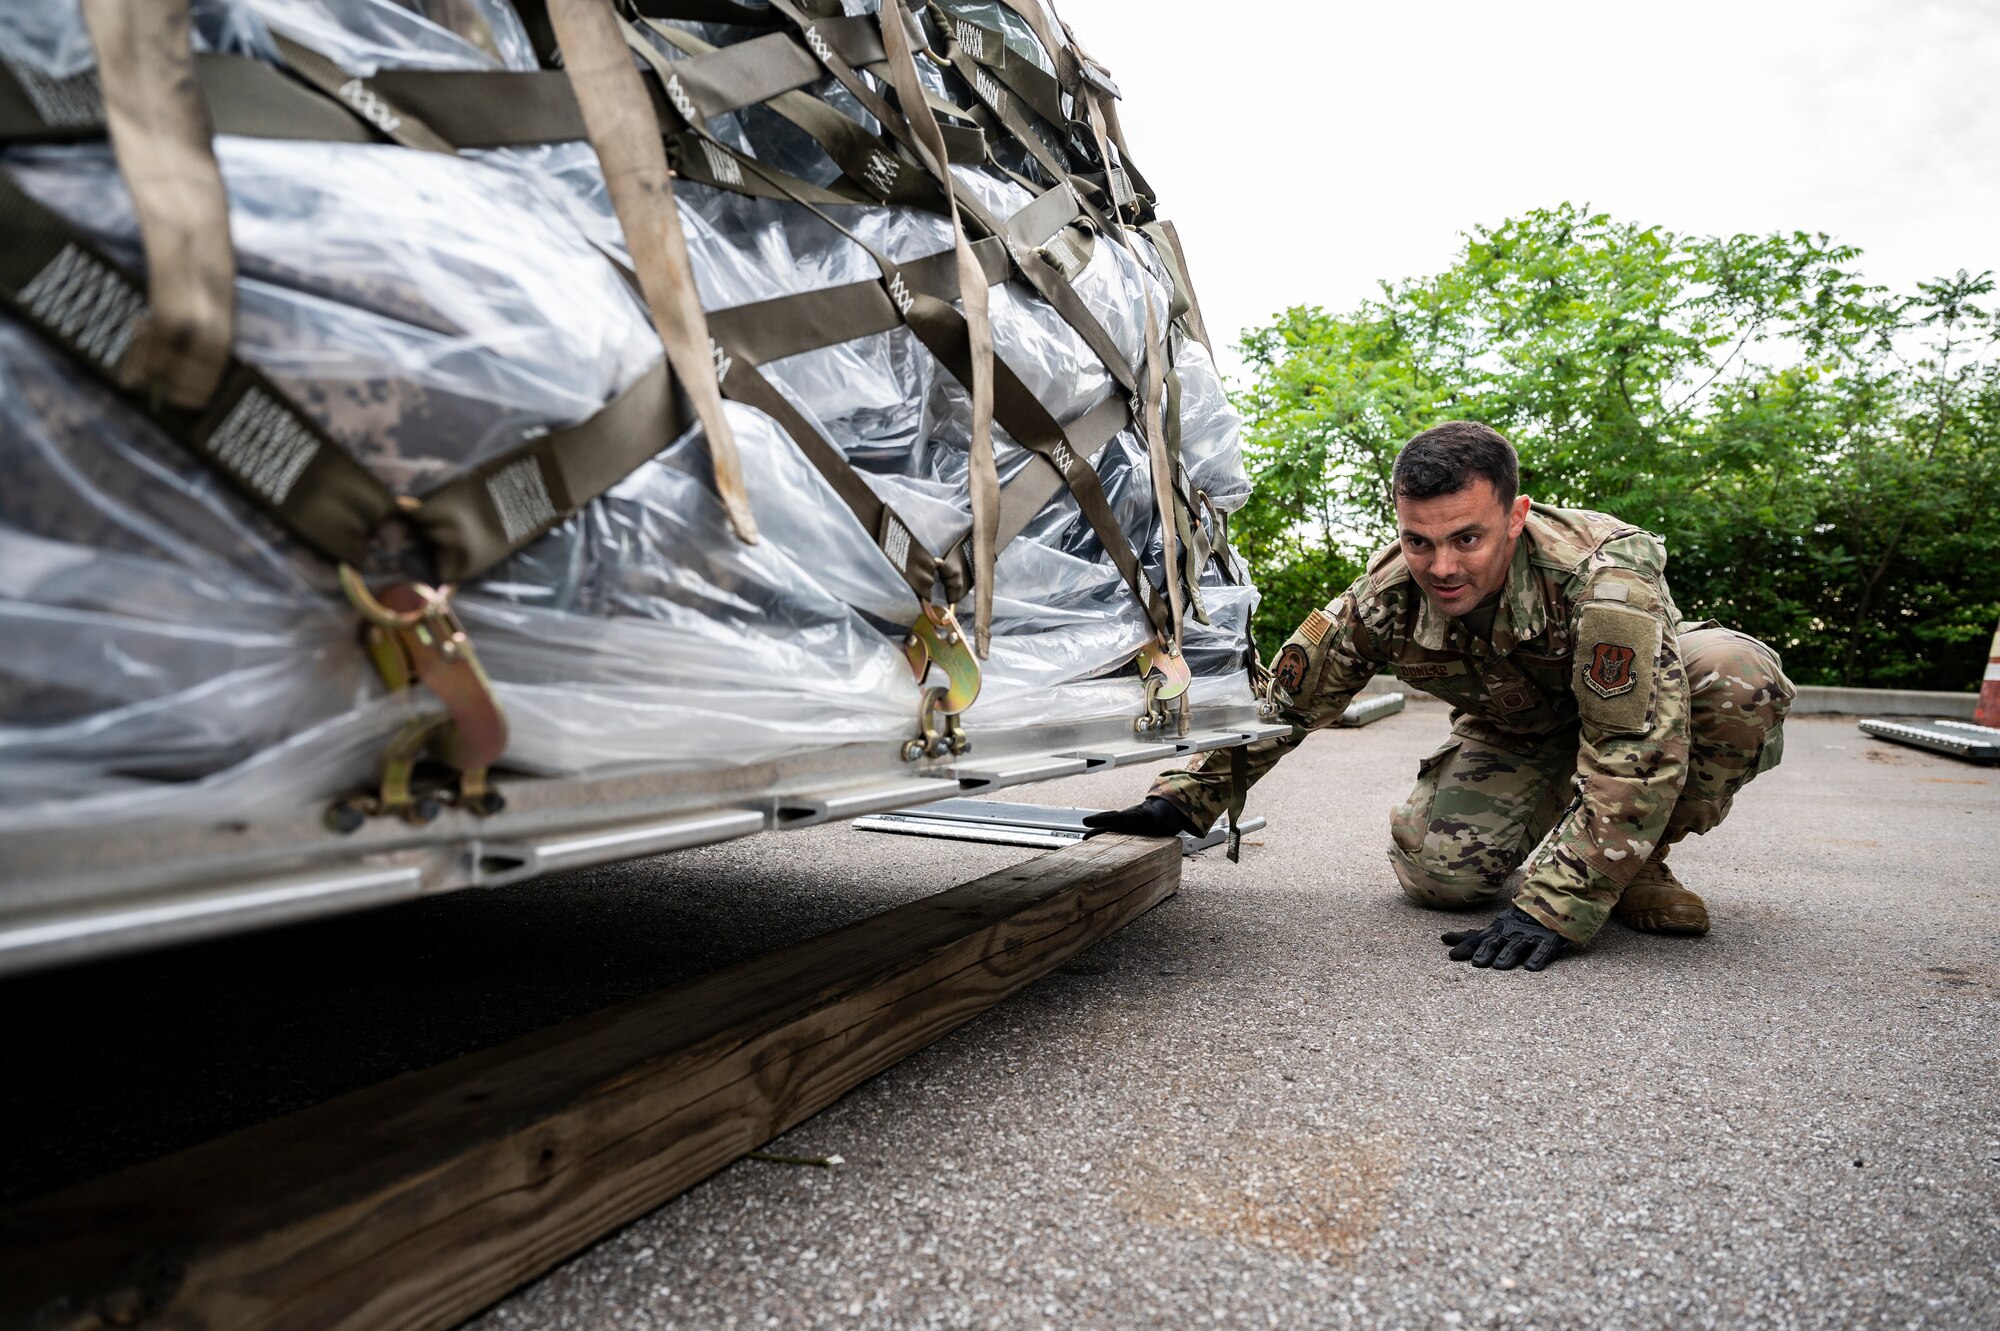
[1390,628,1794,911]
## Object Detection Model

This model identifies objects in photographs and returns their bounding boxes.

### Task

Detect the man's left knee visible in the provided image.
[1675,627,1795,830]
[1682,628,1795,735]
[1388,843,1507,911]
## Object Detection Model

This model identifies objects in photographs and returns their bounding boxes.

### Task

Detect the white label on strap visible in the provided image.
[953,20,987,61]
[887,271,914,315]
[1109,166,1136,208]
[17,243,143,371]
[487,456,559,544]
[974,68,1004,110]
[665,73,700,125]
[698,138,742,188]
[337,79,403,135]
[710,338,734,384]
[1050,441,1074,475]
[1041,230,1082,278]
[881,514,911,572]
[208,388,320,505]
[862,151,901,196]
[804,26,834,64]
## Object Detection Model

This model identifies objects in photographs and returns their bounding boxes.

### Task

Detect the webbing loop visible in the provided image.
[546,0,759,545]
[78,0,236,411]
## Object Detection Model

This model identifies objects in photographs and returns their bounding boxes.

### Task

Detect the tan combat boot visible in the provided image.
[1614,844,1710,936]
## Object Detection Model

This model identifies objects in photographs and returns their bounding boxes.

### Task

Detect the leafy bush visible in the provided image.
[1232,205,2000,689]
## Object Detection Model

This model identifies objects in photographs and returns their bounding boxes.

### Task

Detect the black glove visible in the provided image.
[1440,906,1571,972]
[1081,796,1196,839]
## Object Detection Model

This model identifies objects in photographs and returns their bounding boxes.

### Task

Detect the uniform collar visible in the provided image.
[1411,529,1546,654]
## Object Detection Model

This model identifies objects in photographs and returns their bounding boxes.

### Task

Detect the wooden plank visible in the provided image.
[0,834,1179,1331]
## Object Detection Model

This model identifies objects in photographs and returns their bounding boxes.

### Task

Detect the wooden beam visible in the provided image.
[0,833,1179,1331]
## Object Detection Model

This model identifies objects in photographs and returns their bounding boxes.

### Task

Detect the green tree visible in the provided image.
[1234,205,2000,690]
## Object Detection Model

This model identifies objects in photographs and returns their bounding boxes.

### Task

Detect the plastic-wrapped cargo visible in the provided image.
[0,0,1267,970]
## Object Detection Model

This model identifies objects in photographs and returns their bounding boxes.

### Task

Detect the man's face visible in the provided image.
[1394,479,1532,615]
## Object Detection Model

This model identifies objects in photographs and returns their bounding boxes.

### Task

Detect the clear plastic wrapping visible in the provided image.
[0,0,1256,834]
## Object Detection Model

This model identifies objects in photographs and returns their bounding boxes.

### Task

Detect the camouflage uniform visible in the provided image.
[1152,505,1794,945]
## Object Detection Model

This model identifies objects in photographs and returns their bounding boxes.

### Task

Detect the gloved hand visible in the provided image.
[1081,796,1196,839]
[1440,905,1571,972]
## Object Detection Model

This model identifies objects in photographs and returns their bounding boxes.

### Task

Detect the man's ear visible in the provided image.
[1507,494,1532,539]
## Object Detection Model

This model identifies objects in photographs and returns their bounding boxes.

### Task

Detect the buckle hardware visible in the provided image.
[1133,635,1191,736]
[900,604,981,761]
[328,565,508,830]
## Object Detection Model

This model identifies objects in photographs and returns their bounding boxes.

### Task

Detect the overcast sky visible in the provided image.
[1051,0,2000,382]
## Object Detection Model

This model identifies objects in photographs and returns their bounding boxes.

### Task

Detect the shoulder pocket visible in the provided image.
[1572,602,1661,735]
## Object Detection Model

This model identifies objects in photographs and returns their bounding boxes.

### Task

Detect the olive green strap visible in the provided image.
[710,345,945,603]
[620,23,917,211]
[198,55,374,143]
[1140,220,1215,352]
[703,236,1008,366]
[907,296,1170,642]
[410,358,687,583]
[267,33,455,154]
[79,0,237,411]
[365,69,585,146]
[932,7,1069,128]
[940,42,1072,191]
[878,0,999,653]
[640,27,823,110]
[547,0,759,544]
[638,22,947,208]
[628,0,827,26]
[584,232,953,605]
[937,391,1130,580]
[1226,741,1248,862]
[0,174,398,566]
[0,50,586,149]
[0,52,105,142]
[977,0,1081,94]
[995,184,1141,397]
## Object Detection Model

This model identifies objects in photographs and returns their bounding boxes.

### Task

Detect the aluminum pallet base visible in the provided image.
[0,707,1292,977]
[1857,717,2000,764]
[852,799,1268,854]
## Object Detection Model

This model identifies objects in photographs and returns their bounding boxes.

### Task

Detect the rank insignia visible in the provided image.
[1584,642,1638,697]
[1273,643,1310,696]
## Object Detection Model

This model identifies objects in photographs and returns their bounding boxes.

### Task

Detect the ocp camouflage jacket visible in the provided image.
[1153,504,1695,943]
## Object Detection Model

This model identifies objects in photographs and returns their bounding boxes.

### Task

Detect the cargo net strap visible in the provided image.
[546,0,759,545]
[76,0,236,412]
[0,173,703,583]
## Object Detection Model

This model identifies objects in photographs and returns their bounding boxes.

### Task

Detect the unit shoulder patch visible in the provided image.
[1584,642,1637,696]
[1272,643,1311,697]
[1571,602,1660,735]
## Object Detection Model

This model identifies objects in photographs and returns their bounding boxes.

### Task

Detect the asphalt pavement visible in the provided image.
[6,703,1996,1329]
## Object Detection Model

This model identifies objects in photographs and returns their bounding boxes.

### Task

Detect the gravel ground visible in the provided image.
[7,706,1997,1328]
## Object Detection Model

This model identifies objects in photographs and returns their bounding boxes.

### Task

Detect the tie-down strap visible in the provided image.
[0,172,691,582]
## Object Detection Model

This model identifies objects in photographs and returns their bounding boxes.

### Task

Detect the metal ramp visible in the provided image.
[853,798,1266,854]
[853,692,1408,851]
[1857,717,2000,764]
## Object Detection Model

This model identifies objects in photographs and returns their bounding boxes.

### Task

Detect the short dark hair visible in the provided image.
[1392,421,1519,507]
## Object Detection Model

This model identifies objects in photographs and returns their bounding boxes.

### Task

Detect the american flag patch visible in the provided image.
[1300,608,1334,644]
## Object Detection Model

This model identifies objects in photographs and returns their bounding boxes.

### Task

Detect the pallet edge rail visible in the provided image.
[0,711,1288,978]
